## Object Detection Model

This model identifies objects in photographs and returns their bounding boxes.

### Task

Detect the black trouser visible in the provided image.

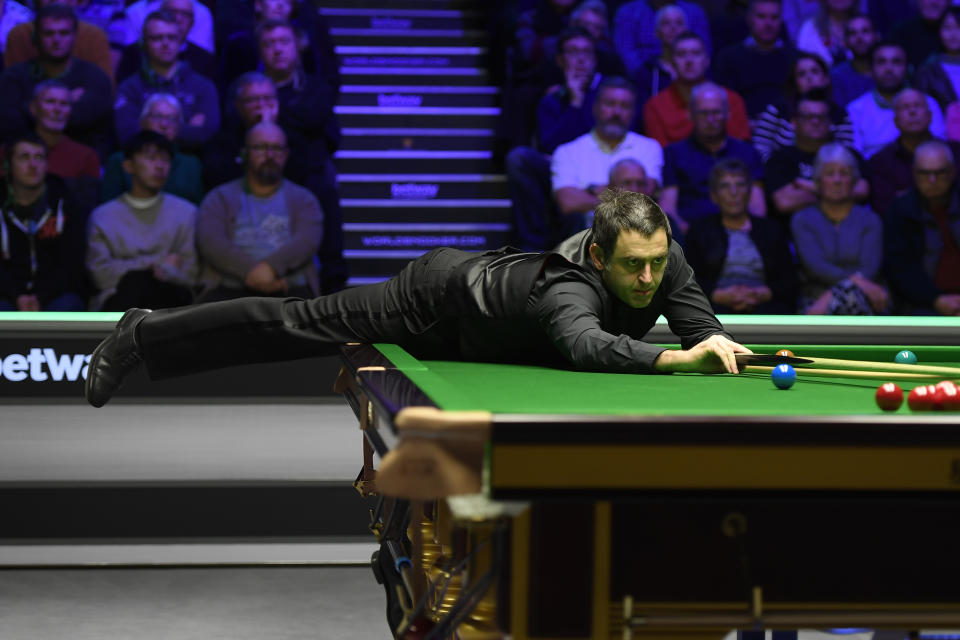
[137,249,467,380]
[102,270,194,311]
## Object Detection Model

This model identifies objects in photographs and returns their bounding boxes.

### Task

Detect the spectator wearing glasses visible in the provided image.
[119,0,214,53]
[115,0,216,84]
[195,122,323,303]
[101,92,203,204]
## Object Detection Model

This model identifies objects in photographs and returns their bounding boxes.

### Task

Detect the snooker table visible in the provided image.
[334,316,960,640]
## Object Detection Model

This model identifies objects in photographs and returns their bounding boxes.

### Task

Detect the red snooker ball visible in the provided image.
[907,385,937,411]
[875,382,904,411]
[933,381,960,411]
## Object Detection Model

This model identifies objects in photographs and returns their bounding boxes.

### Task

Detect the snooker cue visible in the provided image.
[744,365,958,384]
[792,356,960,377]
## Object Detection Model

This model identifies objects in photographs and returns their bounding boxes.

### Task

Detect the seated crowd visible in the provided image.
[0,0,343,312]
[1,0,959,319]
[503,0,960,316]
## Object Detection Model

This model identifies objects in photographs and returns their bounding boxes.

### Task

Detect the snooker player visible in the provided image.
[85,190,751,407]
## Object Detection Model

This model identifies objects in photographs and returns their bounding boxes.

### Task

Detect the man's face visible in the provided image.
[245,126,289,184]
[573,9,606,41]
[793,99,831,142]
[125,145,172,192]
[236,81,278,126]
[255,0,293,20]
[894,90,932,136]
[30,87,71,133]
[591,228,669,309]
[143,100,181,140]
[655,8,686,47]
[691,90,727,140]
[9,142,47,190]
[918,0,948,22]
[37,17,76,61]
[793,57,828,92]
[673,37,708,82]
[818,162,855,203]
[143,18,181,66]
[557,34,596,76]
[609,162,648,193]
[844,16,876,58]
[162,0,195,41]
[259,25,298,74]
[941,13,960,54]
[747,1,782,46]
[914,148,956,200]
[593,87,634,140]
[709,171,750,217]
[872,45,908,93]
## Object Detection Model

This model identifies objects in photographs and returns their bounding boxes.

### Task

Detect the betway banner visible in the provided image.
[0,337,339,399]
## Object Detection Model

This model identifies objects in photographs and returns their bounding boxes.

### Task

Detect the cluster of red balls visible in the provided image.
[875,381,960,412]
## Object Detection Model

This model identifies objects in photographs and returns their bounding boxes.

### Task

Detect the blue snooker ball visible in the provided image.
[771,364,796,389]
[895,350,918,365]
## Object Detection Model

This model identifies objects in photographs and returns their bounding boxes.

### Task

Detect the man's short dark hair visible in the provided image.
[708,158,751,193]
[31,78,70,101]
[670,30,706,54]
[748,0,781,11]
[592,190,671,260]
[793,87,832,112]
[596,75,636,99]
[123,129,175,160]
[6,131,48,164]
[142,8,178,35]
[232,71,274,103]
[255,18,296,46]
[35,4,78,31]
[557,26,595,54]
[844,11,873,33]
[869,40,906,66]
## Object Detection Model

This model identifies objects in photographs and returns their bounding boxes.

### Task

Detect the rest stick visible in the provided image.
[799,357,960,378]
[744,365,958,384]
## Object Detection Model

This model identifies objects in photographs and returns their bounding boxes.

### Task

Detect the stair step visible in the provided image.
[339,51,486,69]
[340,135,494,151]
[338,92,497,108]
[321,0,475,10]
[334,111,498,130]
[321,12,481,31]
[338,172,507,198]
[332,31,487,47]
[334,150,497,173]
[338,68,489,86]
[342,199,511,222]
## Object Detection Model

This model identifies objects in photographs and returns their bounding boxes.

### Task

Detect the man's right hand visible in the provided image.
[16,294,40,312]
[564,67,590,107]
[245,261,287,294]
[934,294,960,316]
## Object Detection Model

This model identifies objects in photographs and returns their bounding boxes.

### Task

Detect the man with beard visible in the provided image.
[847,41,945,159]
[193,122,323,302]
[830,13,877,108]
[551,76,662,242]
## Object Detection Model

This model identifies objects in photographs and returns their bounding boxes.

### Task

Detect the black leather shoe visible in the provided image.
[85,308,151,407]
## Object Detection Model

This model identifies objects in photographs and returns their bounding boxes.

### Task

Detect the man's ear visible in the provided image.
[588,242,605,271]
[122,157,134,175]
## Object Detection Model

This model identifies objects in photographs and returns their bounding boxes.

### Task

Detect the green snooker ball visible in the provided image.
[895,350,918,365]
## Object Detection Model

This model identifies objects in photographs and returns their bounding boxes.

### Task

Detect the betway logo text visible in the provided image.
[0,348,91,382]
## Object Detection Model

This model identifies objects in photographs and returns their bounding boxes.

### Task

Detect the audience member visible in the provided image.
[0,133,86,311]
[0,5,114,161]
[685,158,798,313]
[506,27,603,251]
[114,9,220,151]
[542,0,624,86]
[780,0,821,43]
[120,0,214,53]
[101,93,203,204]
[203,72,274,190]
[766,89,868,220]
[86,130,196,311]
[914,7,960,112]
[884,140,960,315]
[551,77,663,243]
[4,0,112,84]
[613,0,710,79]
[633,4,686,108]
[713,0,796,121]
[607,157,656,195]
[891,0,949,68]
[22,79,100,181]
[659,82,765,233]
[643,32,751,147]
[795,0,856,67]
[847,42,945,159]
[829,13,876,108]
[792,143,887,314]
[0,0,32,63]
[195,122,323,302]
[258,18,345,293]
[868,89,960,218]
[218,0,339,99]
[753,52,853,161]
[115,0,216,84]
